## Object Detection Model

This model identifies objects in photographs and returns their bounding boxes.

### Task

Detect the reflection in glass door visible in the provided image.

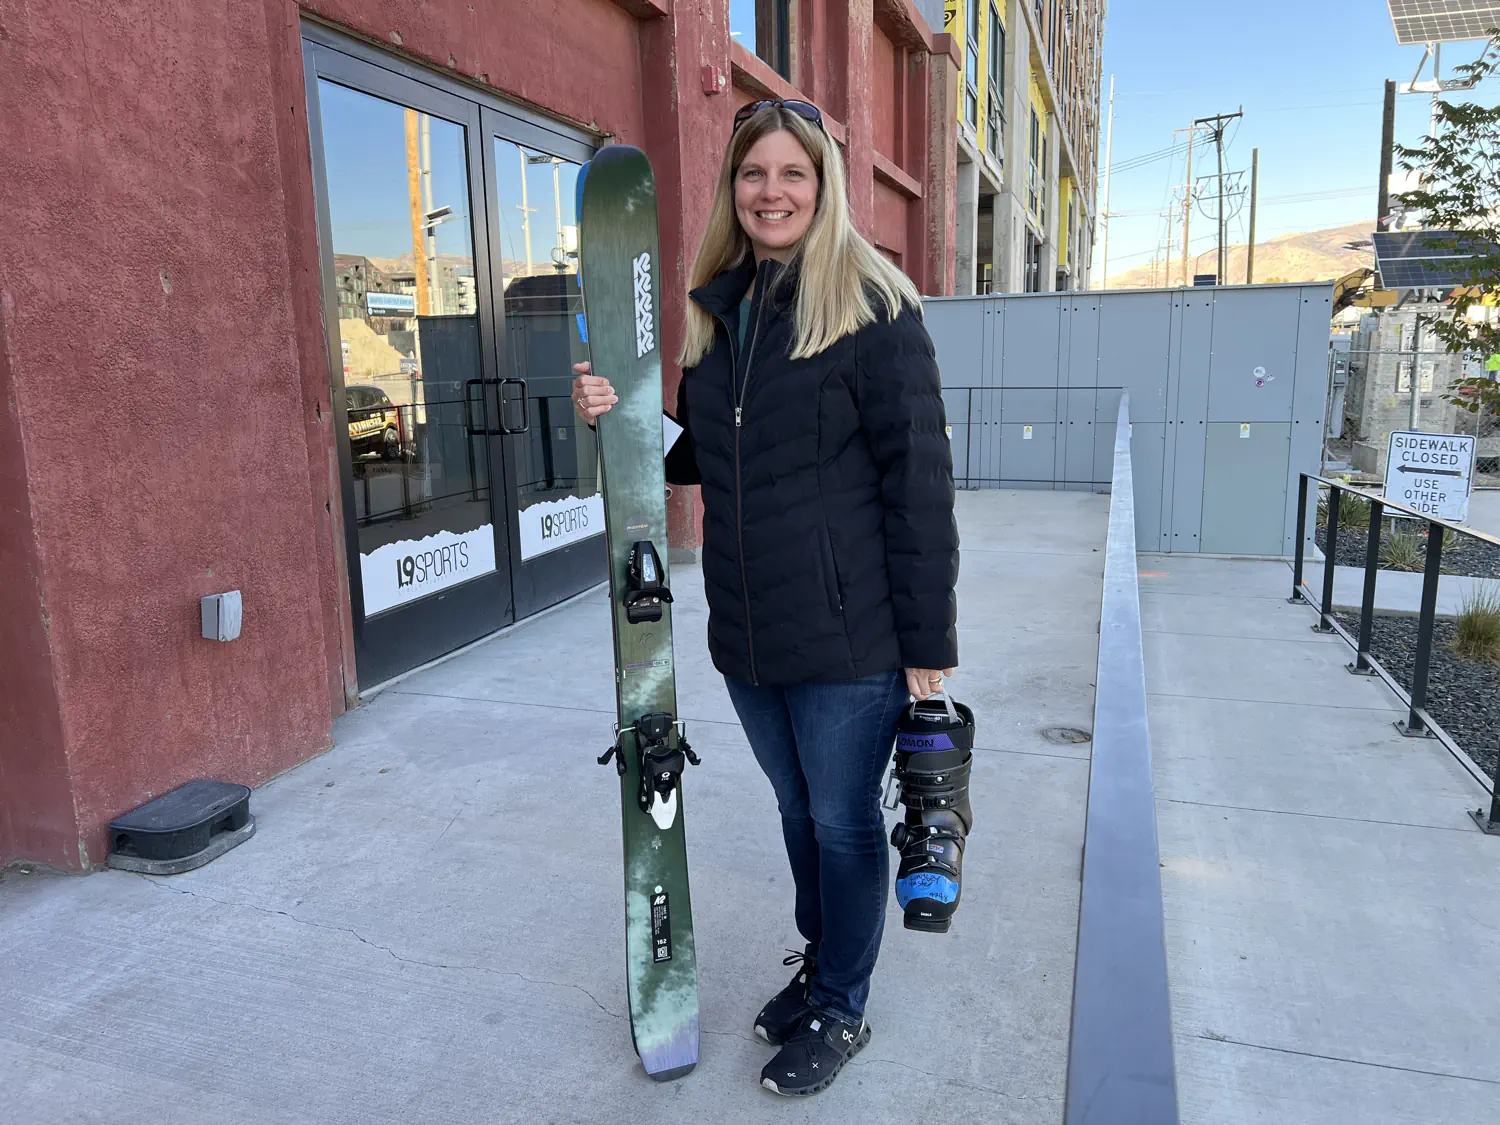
[487,129,606,618]
[309,58,513,686]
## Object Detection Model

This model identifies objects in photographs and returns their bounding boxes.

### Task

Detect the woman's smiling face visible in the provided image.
[734,128,820,262]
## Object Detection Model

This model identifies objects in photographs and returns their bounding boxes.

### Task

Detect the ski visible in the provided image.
[575,145,700,1081]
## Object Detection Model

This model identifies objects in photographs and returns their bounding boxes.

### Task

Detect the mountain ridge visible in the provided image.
[1101,219,1375,290]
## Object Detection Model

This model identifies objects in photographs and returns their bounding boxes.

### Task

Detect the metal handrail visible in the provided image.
[1291,472,1500,834]
[1064,393,1181,1124]
[1295,473,1500,550]
[945,384,1127,490]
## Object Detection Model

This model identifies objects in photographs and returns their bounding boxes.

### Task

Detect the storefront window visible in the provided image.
[730,0,793,81]
[489,141,602,563]
[317,80,494,617]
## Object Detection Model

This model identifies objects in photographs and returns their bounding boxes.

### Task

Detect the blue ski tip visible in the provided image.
[638,1015,699,1082]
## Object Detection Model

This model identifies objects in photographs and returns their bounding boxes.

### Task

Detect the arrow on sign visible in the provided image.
[1396,465,1463,477]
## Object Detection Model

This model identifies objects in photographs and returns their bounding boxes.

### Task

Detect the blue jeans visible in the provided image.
[725,669,908,1024]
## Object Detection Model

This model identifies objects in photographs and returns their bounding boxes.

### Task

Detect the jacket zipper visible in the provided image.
[718,282,766,684]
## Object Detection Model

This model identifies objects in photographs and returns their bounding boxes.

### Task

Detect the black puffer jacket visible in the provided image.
[667,256,958,686]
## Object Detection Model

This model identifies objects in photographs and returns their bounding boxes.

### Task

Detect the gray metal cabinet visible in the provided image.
[926,282,1331,557]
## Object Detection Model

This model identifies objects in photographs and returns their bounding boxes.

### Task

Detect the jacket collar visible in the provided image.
[689,254,800,317]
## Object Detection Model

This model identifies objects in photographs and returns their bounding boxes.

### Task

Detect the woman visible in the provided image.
[572,99,958,1096]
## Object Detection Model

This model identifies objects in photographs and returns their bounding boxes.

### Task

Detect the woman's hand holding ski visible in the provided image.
[572,362,618,423]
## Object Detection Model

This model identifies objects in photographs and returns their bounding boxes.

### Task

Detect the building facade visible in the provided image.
[0,0,961,871]
[1342,306,1499,474]
[917,0,1104,292]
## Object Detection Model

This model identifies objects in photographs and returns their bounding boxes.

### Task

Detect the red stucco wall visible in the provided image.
[301,0,645,141]
[0,0,955,870]
[871,29,900,165]
[0,293,78,870]
[874,179,910,261]
[0,0,338,869]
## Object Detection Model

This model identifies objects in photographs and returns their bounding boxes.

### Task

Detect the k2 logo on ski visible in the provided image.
[633,251,655,357]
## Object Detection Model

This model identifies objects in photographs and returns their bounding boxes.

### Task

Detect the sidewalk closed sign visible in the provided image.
[1383,430,1475,521]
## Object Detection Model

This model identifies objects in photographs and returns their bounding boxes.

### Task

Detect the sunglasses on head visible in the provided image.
[732,99,824,134]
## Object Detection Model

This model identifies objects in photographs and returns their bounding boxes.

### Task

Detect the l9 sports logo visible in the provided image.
[395,540,472,589]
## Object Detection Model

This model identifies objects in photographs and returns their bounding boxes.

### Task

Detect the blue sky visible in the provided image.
[1097,0,1499,280]
[318,79,579,271]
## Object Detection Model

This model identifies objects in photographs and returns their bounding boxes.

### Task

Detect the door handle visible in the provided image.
[463,378,488,436]
[498,378,530,435]
[463,378,529,436]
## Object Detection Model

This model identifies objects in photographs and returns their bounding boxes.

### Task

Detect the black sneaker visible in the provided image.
[759,1011,872,1096]
[753,946,817,1046]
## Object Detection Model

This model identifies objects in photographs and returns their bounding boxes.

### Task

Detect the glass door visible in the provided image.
[482,111,606,620]
[306,46,515,687]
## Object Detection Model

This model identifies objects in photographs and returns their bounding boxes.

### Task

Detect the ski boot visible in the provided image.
[883,693,974,933]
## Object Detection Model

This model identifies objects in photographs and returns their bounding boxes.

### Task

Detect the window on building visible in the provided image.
[1040,133,1048,230]
[987,7,1005,156]
[1024,229,1041,292]
[965,0,980,128]
[1067,196,1077,269]
[730,0,793,82]
[1027,109,1039,214]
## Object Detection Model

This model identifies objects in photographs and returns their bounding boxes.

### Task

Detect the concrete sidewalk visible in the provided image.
[1140,554,1500,1124]
[1303,559,1499,617]
[0,489,1108,1125]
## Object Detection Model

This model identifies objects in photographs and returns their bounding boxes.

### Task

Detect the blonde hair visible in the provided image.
[678,106,922,368]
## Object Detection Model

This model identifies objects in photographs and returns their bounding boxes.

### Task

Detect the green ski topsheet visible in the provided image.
[576,145,699,1081]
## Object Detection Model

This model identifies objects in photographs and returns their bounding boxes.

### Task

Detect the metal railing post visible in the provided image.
[1292,473,1500,831]
[1472,776,1500,836]
[965,387,975,490]
[1290,473,1308,603]
[1348,499,1383,676]
[1314,486,1340,633]
[399,405,414,519]
[1397,520,1445,738]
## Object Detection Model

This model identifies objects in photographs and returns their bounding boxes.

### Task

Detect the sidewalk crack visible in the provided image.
[860,1055,1063,1100]
[1196,1032,1500,1086]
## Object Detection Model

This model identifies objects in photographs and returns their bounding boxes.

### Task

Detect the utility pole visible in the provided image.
[1377,79,1396,230]
[1246,148,1259,284]
[517,148,537,276]
[1165,202,1175,289]
[1180,126,1194,287]
[1193,108,1243,284]
[1408,314,1424,430]
[1099,74,1115,289]
[421,114,440,315]
[404,109,431,317]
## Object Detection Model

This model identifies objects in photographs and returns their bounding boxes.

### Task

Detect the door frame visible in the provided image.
[301,23,606,687]
[304,36,515,688]
[478,109,607,621]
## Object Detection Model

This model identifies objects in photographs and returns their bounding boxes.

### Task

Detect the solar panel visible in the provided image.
[1371,229,1496,289]
[1386,0,1500,45]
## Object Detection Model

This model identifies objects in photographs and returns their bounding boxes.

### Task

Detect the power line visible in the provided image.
[1193,108,1244,282]
[1106,140,1191,174]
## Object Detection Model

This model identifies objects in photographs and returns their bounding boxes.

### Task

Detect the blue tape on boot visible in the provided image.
[896,872,959,908]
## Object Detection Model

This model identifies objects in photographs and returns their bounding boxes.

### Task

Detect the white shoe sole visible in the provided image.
[759,1023,871,1096]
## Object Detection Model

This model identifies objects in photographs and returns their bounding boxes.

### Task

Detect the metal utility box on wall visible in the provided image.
[924,283,1331,557]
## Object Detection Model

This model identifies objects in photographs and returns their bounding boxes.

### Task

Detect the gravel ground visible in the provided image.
[1335,611,1500,782]
[1316,517,1500,580]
